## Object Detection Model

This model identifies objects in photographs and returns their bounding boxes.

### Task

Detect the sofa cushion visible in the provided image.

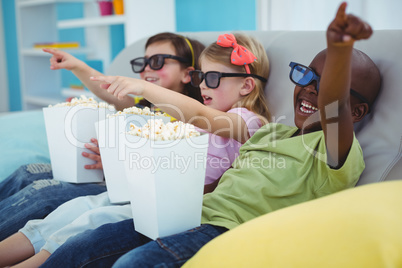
[0,110,50,182]
[183,181,402,268]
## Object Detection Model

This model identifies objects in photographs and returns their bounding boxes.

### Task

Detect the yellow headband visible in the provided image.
[182,37,195,68]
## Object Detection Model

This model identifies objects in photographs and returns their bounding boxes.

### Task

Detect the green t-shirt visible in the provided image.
[201,123,365,230]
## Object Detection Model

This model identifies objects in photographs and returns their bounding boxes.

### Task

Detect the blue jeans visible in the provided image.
[0,164,53,200]
[0,164,107,241]
[41,220,227,268]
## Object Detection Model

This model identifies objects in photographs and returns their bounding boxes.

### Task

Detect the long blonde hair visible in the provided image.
[199,33,271,124]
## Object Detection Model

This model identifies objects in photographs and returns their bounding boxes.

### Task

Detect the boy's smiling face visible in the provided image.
[292,48,381,134]
[293,51,326,133]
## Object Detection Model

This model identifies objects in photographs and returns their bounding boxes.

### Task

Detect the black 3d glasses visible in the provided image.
[189,70,267,89]
[130,54,190,73]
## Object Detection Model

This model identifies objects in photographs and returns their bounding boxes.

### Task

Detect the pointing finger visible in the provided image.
[90,76,117,84]
[42,48,57,55]
[334,2,348,24]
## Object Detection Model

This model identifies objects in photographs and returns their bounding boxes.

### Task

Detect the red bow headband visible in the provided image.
[216,33,257,74]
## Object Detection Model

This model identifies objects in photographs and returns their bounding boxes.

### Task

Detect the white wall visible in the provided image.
[257,0,402,31]
[124,0,176,46]
[0,3,9,112]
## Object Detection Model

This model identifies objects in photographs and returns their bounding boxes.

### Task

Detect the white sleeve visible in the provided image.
[42,203,132,254]
[20,192,111,253]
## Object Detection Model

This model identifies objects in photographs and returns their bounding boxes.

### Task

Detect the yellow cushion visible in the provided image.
[184,181,402,268]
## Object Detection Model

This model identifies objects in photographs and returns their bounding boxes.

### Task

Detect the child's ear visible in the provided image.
[182,66,195,84]
[352,103,369,122]
[240,77,256,96]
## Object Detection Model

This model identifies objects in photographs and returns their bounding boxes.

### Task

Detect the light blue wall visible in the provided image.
[110,24,125,59]
[56,4,125,88]
[176,0,256,32]
[2,0,256,111]
[2,0,21,111]
[56,3,87,88]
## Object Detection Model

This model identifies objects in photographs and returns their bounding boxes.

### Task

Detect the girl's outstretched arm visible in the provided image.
[44,48,135,111]
[91,75,251,143]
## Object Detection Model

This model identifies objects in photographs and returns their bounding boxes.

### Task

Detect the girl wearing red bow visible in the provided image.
[91,33,271,188]
[92,33,270,145]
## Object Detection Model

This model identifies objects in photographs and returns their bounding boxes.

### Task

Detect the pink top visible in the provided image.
[202,107,263,185]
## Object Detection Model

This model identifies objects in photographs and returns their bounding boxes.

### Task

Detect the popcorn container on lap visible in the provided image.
[124,120,209,240]
[43,96,114,183]
[96,110,170,204]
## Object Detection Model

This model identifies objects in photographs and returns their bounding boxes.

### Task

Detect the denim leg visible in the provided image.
[113,224,228,268]
[41,219,151,268]
[0,180,106,241]
[0,164,53,201]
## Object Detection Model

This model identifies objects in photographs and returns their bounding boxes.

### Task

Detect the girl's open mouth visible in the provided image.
[145,77,158,83]
[203,95,212,104]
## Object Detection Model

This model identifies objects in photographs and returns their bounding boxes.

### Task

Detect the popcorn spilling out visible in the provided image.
[108,106,168,118]
[127,119,200,141]
[48,95,115,109]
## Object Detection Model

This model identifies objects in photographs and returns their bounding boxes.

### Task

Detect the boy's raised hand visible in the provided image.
[90,75,145,100]
[43,48,81,71]
[327,2,372,46]
[320,2,374,168]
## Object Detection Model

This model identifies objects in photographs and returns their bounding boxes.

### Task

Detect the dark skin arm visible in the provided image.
[319,2,372,168]
[203,176,221,194]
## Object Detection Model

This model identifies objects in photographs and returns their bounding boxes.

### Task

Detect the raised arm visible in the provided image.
[319,2,372,168]
[44,48,135,111]
[90,75,251,143]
